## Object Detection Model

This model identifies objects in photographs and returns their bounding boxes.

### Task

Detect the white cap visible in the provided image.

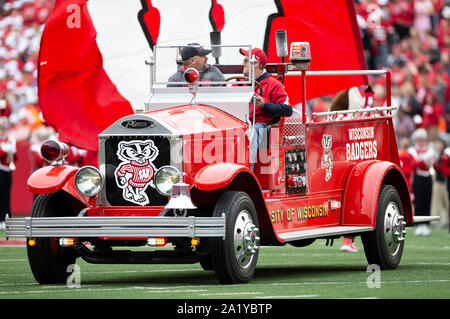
[0,116,9,129]
[443,6,450,19]
[412,128,427,142]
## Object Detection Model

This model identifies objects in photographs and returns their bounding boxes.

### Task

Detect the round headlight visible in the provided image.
[154,166,181,196]
[75,166,103,197]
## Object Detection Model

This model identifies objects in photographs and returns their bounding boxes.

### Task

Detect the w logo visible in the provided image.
[139,168,151,180]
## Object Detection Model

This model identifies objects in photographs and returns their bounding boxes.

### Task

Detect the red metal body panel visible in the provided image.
[27,165,93,207]
[147,104,248,135]
[27,165,79,194]
[193,163,257,191]
[87,206,164,217]
[265,193,341,236]
[258,115,406,239]
[306,117,398,194]
[147,104,252,187]
[341,161,386,227]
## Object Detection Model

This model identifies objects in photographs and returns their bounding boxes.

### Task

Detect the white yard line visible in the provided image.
[409,263,450,266]
[0,287,207,295]
[1,279,449,296]
[199,292,263,296]
[0,268,202,278]
[145,289,208,293]
[254,294,318,299]
[82,268,201,274]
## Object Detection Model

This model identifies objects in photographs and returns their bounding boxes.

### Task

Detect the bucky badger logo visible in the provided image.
[115,139,159,205]
[321,134,333,182]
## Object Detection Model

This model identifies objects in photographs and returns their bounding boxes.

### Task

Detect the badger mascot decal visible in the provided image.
[321,134,333,182]
[115,139,159,205]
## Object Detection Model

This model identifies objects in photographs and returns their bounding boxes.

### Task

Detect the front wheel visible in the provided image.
[27,193,78,284]
[361,185,406,269]
[210,192,260,284]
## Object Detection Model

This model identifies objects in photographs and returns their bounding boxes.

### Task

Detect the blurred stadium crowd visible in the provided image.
[0,0,89,171]
[0,0,449,232]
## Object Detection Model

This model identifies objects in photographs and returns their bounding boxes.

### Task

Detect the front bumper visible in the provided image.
[5,215,226,239]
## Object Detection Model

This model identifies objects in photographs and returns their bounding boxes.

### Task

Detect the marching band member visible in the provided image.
[0,117,17,230]
[408,128,436,236]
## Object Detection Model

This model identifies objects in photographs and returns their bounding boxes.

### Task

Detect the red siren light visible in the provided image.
[184,68,199,84]
[40,139,70,164]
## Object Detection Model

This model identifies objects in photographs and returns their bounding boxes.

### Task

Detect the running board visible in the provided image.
[278,226,374,242]
[409,216,440,225]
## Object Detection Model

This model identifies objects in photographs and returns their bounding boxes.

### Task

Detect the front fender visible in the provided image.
[193,163,260,191]
[27,165,93,207]
[341,161,412,228]
[28,165,79,194]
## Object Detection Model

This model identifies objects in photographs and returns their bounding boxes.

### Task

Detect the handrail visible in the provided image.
[312,106,397,118]
[285,70,388,76]
[283,69,392,124]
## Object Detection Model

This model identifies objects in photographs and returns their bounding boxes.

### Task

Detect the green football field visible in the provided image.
[0,227,449,300]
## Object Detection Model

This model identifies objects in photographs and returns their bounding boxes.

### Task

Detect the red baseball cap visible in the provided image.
[239,48,267,67]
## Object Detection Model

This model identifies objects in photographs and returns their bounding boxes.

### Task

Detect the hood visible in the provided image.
[146,104,248,135]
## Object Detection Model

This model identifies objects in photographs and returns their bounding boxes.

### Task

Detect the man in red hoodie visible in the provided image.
[239,48,292,170]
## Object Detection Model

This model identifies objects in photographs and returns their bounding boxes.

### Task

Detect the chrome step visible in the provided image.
[409,216,440,225]
[278,226,374,241]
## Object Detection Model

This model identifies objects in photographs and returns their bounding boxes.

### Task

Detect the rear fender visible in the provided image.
[27,165,92,207]
[341,161,413,228]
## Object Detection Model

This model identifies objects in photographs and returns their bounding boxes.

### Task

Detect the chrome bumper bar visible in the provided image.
[5,215,226,238]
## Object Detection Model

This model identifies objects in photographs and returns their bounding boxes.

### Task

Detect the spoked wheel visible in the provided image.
[27,193,78,284]
[210,191,260,284]
[225,76,263,96]
[361,185,406,269]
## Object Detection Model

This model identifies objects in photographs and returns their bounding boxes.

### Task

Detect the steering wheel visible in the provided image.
[225,76,263,96]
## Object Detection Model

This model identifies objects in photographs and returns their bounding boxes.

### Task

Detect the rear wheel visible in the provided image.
[27,193,78,284]
[210,192,260,284]
[361,185,406,269]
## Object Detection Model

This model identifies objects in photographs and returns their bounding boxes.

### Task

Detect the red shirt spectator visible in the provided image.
[399,148,416,192]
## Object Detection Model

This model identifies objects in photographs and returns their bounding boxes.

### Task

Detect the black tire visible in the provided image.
[210,191,260,284]
[199,253,213,271]
[361,185,405,270]
[27,193,78,284]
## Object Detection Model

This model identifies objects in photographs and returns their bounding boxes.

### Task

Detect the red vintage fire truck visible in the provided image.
[5,37,437,285]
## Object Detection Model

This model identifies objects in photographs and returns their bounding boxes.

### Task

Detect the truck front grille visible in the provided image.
[102,135,171,207]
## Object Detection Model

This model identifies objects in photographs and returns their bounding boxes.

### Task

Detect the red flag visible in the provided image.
[265,0,367,105]
[38,0,134,151]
